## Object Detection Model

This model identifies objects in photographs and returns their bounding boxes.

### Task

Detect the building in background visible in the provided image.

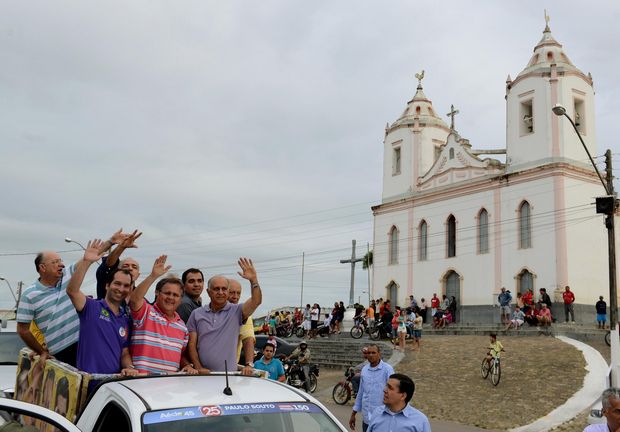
[371,18,611,323]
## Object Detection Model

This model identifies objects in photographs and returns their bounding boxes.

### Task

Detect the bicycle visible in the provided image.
[480,356,501,386]
[349,318,368,339]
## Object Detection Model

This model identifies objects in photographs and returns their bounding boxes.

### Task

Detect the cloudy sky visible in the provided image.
[1,1,619,314]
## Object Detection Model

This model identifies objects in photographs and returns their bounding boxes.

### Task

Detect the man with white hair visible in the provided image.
[584,388,620,431]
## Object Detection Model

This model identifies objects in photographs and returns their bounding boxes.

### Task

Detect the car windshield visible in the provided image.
[142,402,343,432]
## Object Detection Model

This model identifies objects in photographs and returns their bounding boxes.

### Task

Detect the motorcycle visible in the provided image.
[332,366,356,405]
[276,321,294,338]
[368,321,393,340]
[283,359,319,393]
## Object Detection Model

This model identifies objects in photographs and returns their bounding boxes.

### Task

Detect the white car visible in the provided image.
[0,373,348,431]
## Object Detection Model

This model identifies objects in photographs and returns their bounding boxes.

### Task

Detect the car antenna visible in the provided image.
[223,360,232,396]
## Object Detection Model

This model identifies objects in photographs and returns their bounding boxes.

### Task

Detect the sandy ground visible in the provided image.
[315,334,607,431]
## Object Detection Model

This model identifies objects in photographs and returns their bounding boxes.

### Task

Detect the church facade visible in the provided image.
[371,20,611,323]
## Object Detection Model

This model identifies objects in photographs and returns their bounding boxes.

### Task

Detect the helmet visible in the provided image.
[299,340,308,347]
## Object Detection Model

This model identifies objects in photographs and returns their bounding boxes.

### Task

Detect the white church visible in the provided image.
[371,18,611,323]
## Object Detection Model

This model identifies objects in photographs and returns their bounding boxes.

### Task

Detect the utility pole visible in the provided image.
[340,240,363,307]
[605,149,618,329]
[300,252,305,309]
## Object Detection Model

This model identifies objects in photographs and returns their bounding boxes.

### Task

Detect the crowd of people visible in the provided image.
[16,229,263,388]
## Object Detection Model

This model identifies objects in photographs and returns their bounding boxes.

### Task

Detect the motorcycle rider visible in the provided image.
[288,340,312,391]
[379,304,394,338]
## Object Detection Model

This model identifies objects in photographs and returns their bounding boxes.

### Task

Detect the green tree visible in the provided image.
[362,250,373,270]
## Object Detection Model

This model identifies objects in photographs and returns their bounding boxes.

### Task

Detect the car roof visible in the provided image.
[116,374,309,411]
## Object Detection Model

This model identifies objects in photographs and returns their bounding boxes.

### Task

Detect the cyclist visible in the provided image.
[486,333,504,367]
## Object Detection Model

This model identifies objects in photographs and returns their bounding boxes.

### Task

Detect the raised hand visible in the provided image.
[150,255,171,278]
[237,258,257,283]
[119,230,143,249]
[84,239,106,263]
[109,228,129,245]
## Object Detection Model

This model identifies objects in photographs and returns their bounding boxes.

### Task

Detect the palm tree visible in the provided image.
[362,250,373,270]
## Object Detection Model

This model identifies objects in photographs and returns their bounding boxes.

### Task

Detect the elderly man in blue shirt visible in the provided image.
[350,344,394,432]
[368,373,430,432]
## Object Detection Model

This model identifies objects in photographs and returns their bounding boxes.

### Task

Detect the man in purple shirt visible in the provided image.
[187,258,262,374]
[66,239,138,376]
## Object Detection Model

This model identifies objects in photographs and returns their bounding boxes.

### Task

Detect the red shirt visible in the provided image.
[431,297,440,308]
[563,291,575,305]
[522,291,533,306]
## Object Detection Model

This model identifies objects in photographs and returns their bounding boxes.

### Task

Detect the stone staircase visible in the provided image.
[423,322,608,342]
[290,336,394,369]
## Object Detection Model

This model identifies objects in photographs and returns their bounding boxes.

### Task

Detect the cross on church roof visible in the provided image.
[446,104,459,130]
[544,9,550,32]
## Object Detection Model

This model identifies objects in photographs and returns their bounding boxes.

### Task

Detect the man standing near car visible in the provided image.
[254,342,285,382]
[177,268,205,323]
[228,278,256,375]
[367,373,431,432]
[187,258,262,374]
[350,344,394,432]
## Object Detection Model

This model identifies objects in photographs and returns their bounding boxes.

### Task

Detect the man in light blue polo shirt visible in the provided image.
[254,342,285,381]
[16,250,80,366]
[368,373,430,432]
[350,344,394,432]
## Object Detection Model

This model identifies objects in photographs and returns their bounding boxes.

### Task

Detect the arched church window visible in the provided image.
[418,220,428,261]
[449,148,455,159]
[389,226,399,265]
[478,208,489,254]
[447,215,456,258]
[518,269,534,295]
[519,201,532,249]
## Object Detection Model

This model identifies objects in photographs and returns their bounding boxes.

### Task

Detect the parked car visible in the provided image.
[245,335,298,362]
[0,329,24,397]
[0,373,348,431]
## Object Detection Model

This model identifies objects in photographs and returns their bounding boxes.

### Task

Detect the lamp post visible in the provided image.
[0,277,18,309]
[553,103,618,382]
[64,237,86,251]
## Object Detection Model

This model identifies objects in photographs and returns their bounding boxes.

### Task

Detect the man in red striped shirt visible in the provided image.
[129,255,197,375]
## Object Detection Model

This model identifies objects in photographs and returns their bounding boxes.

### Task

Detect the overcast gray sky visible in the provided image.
[1,1,619,314]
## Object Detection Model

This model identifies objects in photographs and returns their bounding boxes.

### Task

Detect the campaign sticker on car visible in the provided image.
[143,407,202,424]
[143,403,323,424]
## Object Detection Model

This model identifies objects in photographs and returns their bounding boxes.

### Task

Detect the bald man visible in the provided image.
[228,279,256,375]
[95,230,142,301]
[17,250,81,365]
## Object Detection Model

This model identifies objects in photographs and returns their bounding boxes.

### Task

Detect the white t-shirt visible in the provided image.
[583,424,608,432]
[311,308,319,321]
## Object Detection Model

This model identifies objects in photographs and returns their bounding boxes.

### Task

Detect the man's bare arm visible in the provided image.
[238,258,262,320]
[16,322,47,356]
[187,332,210,374]
[129,255,170,312]
[67,239,105,312]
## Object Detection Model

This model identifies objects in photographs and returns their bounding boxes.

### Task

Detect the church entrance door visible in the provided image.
[445,271,461,322]
[387,281,398,307]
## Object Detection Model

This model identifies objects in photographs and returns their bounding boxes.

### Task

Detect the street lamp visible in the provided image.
[0,277,18,308]
[552,104,617,331]
[64,237,86,251]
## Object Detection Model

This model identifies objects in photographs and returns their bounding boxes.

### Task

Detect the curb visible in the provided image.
[509,335,608,432]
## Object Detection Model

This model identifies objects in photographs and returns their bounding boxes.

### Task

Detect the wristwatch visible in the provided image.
[245,362,254,367]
